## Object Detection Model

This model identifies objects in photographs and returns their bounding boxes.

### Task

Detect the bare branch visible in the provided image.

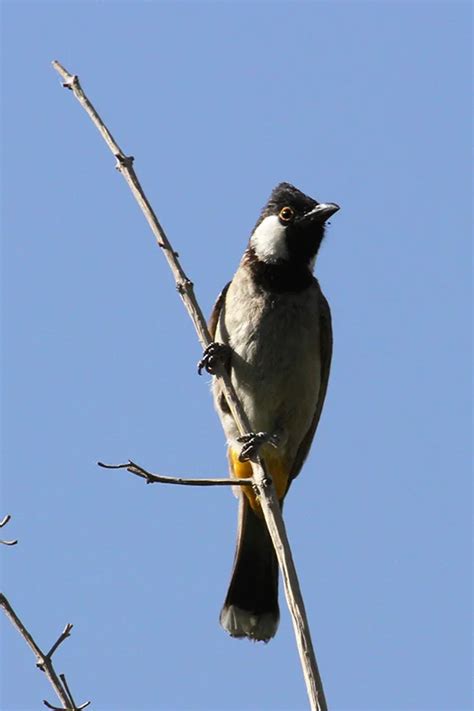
[52,60,327,711]
[98,460,253,487]
[0,594,89,710]
[0,514,18,546]
[51,60,249,432]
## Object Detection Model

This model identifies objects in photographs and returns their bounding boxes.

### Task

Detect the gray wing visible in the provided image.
[287,284,333,488]
[209,282,231,339]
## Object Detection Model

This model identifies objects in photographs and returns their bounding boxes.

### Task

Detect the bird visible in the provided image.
[200,182,339,642]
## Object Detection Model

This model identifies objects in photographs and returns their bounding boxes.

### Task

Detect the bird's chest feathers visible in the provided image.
[232,294,317,373]
[222,271,319,367]
[217,269,322,441]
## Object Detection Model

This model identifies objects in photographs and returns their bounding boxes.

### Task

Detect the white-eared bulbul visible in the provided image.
[204,182,338,642]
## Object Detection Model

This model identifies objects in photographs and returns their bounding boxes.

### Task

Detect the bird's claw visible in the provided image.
[197,342,230,375]
[237,432,279,462]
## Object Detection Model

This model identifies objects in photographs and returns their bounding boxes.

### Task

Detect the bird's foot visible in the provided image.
[197,342,231,375]
[237,432,280,462]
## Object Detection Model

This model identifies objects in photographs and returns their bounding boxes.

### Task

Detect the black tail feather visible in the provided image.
[220,496,280,641]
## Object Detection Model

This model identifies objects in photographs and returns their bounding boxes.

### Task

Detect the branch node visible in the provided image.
[63,75,79,91]
[157,242,179,256]
[114,153,134,170]
[176,278,193,294]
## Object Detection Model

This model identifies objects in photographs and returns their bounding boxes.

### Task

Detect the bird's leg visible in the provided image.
[237,432,280,463]
[197,342,231,375]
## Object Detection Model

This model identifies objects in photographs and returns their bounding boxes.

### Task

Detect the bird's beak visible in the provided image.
[299,202,340,225]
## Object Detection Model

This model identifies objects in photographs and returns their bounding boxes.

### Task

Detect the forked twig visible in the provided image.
[98,460,253,487]
[0,594,90,710]
[52,59,327,711]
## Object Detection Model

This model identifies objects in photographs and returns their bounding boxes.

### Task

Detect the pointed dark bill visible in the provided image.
[298,202,340,225]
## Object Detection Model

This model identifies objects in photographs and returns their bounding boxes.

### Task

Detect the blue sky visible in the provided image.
[1,2,472,710]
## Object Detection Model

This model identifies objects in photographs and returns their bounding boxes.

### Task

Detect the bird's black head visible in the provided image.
[249,182,339,270]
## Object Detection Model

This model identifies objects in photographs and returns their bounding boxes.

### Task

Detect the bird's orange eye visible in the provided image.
[279,206,294,223]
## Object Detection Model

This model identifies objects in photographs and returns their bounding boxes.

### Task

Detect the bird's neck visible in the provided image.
[243,248,315,293]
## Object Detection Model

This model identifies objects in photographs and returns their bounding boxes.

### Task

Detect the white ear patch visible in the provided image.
[250,215,288,263]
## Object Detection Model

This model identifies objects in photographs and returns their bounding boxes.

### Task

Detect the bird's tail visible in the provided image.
[220,495,279,642]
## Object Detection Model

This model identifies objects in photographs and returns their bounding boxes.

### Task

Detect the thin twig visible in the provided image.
[0,514,18,546]
[46,624,73,659]
[60,673,89,711]
[0,594,89,710]
[44,701,90,711]
[52,60,327,711]
[98,460,253,487]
